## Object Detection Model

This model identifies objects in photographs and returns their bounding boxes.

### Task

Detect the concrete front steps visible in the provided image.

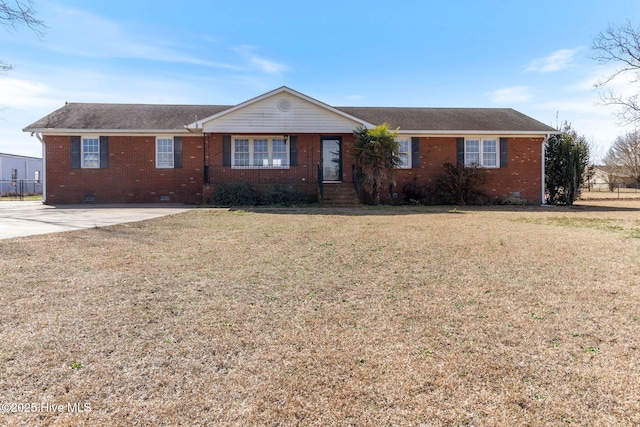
[320,183,360,206]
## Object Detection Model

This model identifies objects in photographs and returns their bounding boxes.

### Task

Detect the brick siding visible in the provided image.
[43,133,544,205]
[394,136,544,204]
[44,135,205,204]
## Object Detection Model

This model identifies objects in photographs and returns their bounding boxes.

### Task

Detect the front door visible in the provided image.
[321,137,342,182]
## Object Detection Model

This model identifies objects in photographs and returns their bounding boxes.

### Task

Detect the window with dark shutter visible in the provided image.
[411,137,420,168]
[500,138,508,168]
[174,137,183,168]
[289,136,298,166]
[99,136,109,169]
[71,136,81,169]
[456,138,465,166]
[222,135,231,166]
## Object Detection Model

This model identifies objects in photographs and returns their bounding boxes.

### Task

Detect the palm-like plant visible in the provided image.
[353,123,402,205]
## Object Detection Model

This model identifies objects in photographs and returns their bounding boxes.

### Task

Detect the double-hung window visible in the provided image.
[272,138,287,167]
[234,139,250,166]
[71,136,108,169]
[482,139,497,167]
[156,137,174,168]
[396,137,411,168]
[82,137,100,168]
[253,139,269,166]
[232,136,290,168]
[465,138,499,168]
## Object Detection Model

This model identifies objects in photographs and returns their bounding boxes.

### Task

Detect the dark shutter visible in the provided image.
[222,135,231,166]
[173,137,183,168]
[289,135,298,166]
[500,138,508,168]
[71,136,81,169]
[411,137,420,168]
[99,136,109,169]
[456,137,465,166]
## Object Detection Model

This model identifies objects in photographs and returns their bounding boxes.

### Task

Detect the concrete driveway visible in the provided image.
[0,201,193,240]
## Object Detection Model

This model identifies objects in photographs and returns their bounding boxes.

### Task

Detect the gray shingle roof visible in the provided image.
[25,102,556,133]
[336,107,556,132]
[24,103,231,131]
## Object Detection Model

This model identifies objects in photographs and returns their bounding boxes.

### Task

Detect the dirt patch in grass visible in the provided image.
[1,201,640,425]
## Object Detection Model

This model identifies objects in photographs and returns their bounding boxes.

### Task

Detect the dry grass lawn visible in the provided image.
[1,201,640,426]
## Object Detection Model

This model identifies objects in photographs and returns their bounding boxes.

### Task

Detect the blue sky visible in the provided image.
[2,0,640,159]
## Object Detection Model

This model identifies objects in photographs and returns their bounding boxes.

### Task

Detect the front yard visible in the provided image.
[1,201,640,425]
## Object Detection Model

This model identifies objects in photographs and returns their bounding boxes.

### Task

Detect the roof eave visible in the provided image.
[397,130,556,136]
[23,128,193,134]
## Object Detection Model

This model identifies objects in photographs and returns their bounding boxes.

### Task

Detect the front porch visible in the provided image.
[202,164,361,206]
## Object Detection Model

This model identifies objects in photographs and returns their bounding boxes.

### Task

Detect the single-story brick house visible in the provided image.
[24,86,556,205]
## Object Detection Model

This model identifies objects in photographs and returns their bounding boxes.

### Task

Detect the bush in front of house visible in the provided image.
[210,183,310,207]
[211,183,259,206]
[402,178,432,205]
[263,184,308,206]
[434,162,489,205]
[500,195,527,205]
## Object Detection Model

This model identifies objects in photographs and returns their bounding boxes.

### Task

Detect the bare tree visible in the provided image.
[601,149,625,191]
[1,0,44,72]
[592,20,640,124]
[606,129,640,187]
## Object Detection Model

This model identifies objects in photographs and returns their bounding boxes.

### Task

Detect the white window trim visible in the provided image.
[464,137,500,168]
[231,136,290,169]
[396,137,412,169]
[156,136,174,169]
[81,136,100,169]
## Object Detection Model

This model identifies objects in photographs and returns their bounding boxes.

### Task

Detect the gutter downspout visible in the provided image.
[34,132,46,204]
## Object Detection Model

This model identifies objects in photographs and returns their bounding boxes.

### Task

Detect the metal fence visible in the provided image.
[0,180,43,198]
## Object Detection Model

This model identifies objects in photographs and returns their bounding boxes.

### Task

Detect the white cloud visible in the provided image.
[531,94,634,155]
[536,98,611,116]
[0,78,59,109]
[43,7,289,74]
[486,86,534,104]
[566,65,625,92]
[44,6,241,70]
[233,45,289,74]
[525,48,581,73]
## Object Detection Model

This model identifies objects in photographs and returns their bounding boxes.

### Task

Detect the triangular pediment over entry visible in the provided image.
[186,87,373,134]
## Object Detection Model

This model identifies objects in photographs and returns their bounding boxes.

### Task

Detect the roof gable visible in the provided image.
[188,86,373,134]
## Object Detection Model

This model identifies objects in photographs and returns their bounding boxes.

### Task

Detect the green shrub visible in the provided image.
[211,183,258,206]
[500,195,527,205]
[263,184,308,206]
